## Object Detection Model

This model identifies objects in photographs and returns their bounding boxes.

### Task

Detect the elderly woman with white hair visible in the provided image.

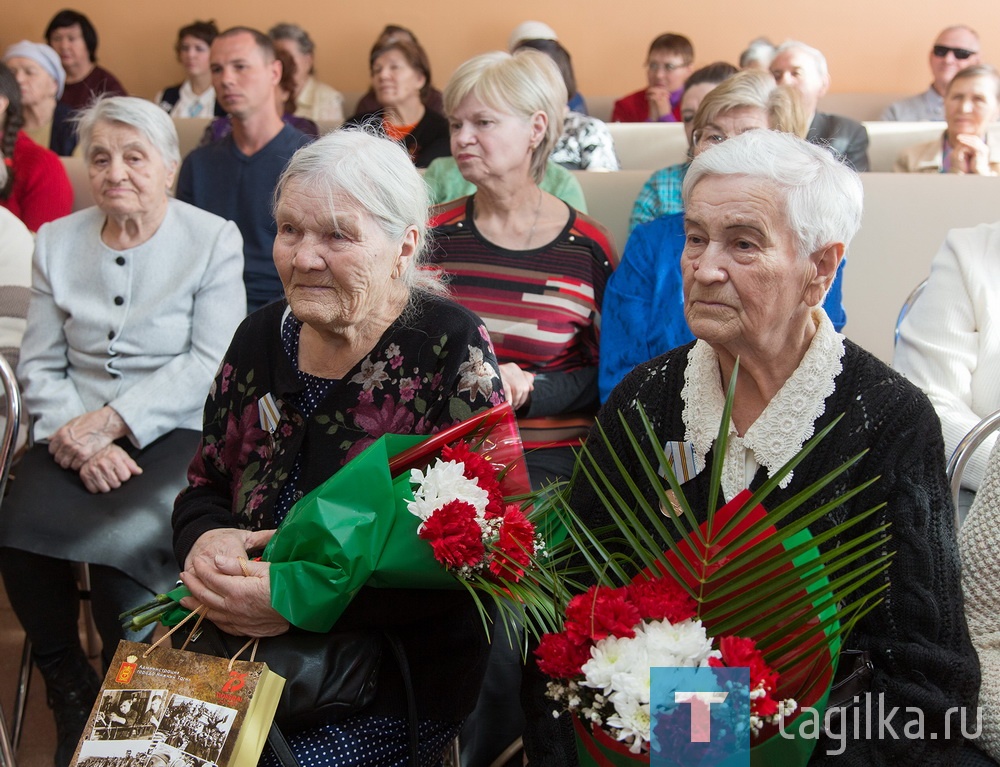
[172,128,502,767]
[0,96,246,767]
[2,40,77,155]
[575,130,983,765]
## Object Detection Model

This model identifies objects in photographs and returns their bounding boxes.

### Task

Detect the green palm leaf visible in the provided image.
[518,364,892,685]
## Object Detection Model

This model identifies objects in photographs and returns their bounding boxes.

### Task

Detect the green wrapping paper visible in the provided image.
[127,403,531,635]
[264,433,458,633]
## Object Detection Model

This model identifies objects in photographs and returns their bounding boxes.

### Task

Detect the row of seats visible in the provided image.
[585,91,911,124]
[58,153,1000,369]
[163,117,954,173]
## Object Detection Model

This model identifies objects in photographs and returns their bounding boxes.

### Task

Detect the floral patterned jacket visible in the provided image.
[173,295,503,560]
[172,295,504,723]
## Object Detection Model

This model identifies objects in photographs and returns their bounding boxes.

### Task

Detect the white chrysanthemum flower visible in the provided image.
[406,459,490,521]
[643,618,716,667]
[581,633,645,695]
[610,669,650,704]
[605,694,651,753]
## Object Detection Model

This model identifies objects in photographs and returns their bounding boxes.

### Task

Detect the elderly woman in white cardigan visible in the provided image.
[0,96,245,767]
[894,221,1000,506]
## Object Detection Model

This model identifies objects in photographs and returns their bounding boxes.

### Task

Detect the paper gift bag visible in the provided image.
[71,639,285,767]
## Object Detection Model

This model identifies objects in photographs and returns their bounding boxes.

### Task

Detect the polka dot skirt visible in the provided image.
[259,715,459,767]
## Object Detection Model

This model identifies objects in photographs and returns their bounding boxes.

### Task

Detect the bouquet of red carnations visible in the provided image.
[123,402,539,634]
[536,549,797,756]
[529,368,892,766]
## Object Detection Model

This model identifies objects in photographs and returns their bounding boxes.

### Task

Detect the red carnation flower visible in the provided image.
[564,585,641,643]
[713,635,783,719]
[627,576,697,623]
[489,505,535,580]
[535,631,593,679]
[418,500,485,569]
[442,442,505,518]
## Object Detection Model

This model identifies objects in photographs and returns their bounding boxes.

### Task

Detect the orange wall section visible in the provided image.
[5,0,999,104]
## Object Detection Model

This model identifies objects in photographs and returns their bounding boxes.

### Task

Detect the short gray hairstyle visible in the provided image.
[739,37,775,70]
[274,128,444,297]
[775,40,829,81]
[77,96,181,169]
[682,130,863,258]
[269,22,315,56]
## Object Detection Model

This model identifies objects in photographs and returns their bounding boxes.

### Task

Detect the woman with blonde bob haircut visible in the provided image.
[442,49,566,183]
[429,49,618,766]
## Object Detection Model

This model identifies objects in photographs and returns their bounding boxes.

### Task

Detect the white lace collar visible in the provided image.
[680,310,845,500]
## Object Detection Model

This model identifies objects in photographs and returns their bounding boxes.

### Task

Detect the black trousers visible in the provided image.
[0,547,155,668]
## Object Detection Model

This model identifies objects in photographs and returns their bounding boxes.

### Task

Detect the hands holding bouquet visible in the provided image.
[178,528,288,637]
[123,403,538,635]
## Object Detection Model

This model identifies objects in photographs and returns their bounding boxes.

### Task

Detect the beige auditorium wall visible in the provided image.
[5,0,1000,107]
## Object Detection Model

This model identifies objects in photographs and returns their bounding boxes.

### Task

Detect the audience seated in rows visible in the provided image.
[269,22,345,123]
[884,25,981,121]
[601,70,846,402]
[511,39,619,170]
[45,9,126,110]
[352,25,443,118]
[612,33,693,123]
[895,64,1000,174]
[0,63,72,232]
[629,61,737,231]
[770,39,870,171]
[177,27,312,313]
[155,20,226,119]
[343,38,449,168]
[3,41,77,155]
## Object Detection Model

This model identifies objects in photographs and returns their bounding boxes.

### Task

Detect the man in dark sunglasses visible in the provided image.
[883,25,980,121]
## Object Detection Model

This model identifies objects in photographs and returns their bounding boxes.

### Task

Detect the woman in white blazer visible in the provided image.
[0,97,246,767]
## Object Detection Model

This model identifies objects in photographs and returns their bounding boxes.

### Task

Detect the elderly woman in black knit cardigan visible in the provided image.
[571,129,988,766]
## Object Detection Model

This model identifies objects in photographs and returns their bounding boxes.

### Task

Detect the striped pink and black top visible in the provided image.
[428,196,618,451]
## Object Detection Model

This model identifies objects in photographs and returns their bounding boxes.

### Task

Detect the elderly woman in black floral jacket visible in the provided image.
[172,128,503,767]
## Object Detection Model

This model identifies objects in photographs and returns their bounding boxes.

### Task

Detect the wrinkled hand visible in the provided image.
[951,134,995,175]
[180,528,287,637]
[499,362,534,411]
[79,444,142,493]
[646,86,674,120]
[49,406,130,470]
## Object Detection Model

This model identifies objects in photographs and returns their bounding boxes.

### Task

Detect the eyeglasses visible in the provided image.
[692,128,734,147]
[933,45,977,60]
[647,61,691,73]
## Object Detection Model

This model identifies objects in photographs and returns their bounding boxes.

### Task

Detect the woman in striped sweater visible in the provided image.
[429,49,617,491]
[428,48,618,767]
